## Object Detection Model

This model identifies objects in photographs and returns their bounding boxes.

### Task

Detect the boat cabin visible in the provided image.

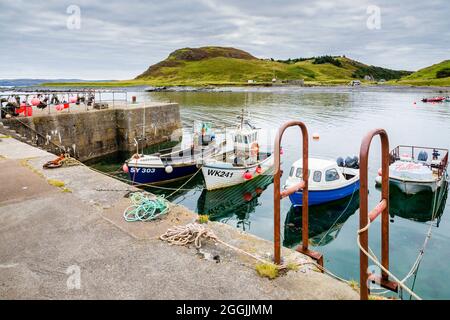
[286,158,357,190]
[232,127,260,164]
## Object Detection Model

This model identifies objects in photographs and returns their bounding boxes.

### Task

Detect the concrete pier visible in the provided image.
[0,137,358,300]
[0,102,181,161]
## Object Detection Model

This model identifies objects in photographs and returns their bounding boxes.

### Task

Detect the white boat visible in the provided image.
[284,157,360,206]
[201,113,274,190]
[375,145,449,194]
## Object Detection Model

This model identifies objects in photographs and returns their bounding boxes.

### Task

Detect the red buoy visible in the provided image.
[243,192,253,202]
[255,166,262,174]
[243,171,252,180]
[255,187,263,195]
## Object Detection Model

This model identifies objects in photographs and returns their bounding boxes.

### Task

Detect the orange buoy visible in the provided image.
[378,168,382,176]
[122,163,129,173]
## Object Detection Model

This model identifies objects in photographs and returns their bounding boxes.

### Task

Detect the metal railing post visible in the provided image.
[359,128,397,300]
[274,121,323,267]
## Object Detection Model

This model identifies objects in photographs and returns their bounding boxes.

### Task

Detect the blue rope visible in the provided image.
[123,193,169,222]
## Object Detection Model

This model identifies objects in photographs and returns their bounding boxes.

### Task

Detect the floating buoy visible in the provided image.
[243,170,252,180]
[122,163,129,173]
[312,132,320,140]
[255,187,263,195]
[165,165,173,174]
[69,97,77,103]
[255,165,262,174]
[378,168,382,176]
[31,98,40,106]
[243,192,253,202]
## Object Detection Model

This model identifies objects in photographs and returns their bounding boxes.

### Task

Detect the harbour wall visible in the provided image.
[0,103,181,161]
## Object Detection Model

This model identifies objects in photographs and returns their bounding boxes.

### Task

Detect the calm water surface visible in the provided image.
[92,87,450,299]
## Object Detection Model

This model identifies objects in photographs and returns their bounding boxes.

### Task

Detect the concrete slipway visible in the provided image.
[0,137,357,299]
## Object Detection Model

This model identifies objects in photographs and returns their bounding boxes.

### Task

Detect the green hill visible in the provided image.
[133,47,410,86]
[393,60,450,86]
[43,46,431,87]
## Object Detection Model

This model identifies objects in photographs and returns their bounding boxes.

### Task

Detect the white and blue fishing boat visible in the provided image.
[284,157,360,206]
[125,123,224,185]
[201,113,274,190]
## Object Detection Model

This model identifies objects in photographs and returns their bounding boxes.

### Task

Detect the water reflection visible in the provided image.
[283,192,360,247]
[196,174,273,231]
[388,181,448,224]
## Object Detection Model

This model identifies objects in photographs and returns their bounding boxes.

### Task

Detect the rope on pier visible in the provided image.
[160,223,218,248]
[123,193,169,222]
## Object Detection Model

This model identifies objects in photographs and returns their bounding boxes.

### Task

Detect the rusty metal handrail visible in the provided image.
[359,128,398,300]
[273,121,323,267]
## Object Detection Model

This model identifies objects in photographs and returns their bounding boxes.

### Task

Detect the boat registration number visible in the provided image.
[207,169,234,178]
[129,167,156,174]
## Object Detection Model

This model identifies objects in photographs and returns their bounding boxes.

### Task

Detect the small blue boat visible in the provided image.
[284,157,360,206]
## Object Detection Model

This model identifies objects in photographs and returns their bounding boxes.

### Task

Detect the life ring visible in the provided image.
[250,142,259,157]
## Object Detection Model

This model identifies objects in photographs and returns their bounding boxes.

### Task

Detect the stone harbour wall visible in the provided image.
[1,103,181,161]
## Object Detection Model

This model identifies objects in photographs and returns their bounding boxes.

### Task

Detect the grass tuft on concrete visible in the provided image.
[255,263,279,279]
[47,179,65,188]
[197,215,209,224]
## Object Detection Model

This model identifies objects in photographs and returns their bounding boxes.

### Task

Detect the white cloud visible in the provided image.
[0,0,448,79]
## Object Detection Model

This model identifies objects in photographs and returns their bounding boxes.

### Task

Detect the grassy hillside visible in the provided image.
[131,47,410,86]
[392,60,450,86]
[43,46,427,87]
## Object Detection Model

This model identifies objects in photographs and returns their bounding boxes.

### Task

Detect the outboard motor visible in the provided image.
[345,156,359,169]
[336,157,344,167]
[417,150,428,162]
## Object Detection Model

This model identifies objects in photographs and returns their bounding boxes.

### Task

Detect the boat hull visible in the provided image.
[127,163,199,184]
[375,175,439,194]
[289,180,360,206]
[202,154,274,190]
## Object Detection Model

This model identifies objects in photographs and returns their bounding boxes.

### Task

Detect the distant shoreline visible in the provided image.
[2,84,449,94]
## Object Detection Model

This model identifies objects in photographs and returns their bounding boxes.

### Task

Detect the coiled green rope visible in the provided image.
[123,192,169,222]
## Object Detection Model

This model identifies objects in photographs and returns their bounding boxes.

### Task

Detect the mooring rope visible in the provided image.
[315,182,358,247]
[357,220,422,300]
[123,193,169,222]
[369,179,447,298]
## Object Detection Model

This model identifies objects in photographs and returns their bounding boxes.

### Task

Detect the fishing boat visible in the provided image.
[125,123,224,185]
[201,112,274,191]
[375,145,449,194]
[422,96,446,103]
[284,157,360,206]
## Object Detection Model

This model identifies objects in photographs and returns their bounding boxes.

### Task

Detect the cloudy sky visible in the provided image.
[0,0,449,79]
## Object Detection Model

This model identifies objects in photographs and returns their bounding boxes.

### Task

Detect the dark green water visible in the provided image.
[91,87,450,299]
